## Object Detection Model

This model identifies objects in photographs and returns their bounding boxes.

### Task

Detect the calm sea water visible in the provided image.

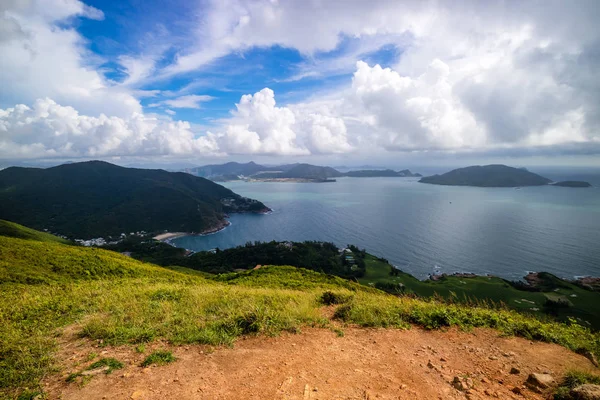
[173,171,600,280]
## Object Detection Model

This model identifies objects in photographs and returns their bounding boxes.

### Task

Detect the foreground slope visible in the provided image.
[1,225,599,399]
[420,165,552,187]
[0,161,270,239]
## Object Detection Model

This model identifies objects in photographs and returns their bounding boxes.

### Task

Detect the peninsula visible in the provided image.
[0,161,270,239]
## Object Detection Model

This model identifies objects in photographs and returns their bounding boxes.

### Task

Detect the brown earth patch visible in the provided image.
[42,326,597,400]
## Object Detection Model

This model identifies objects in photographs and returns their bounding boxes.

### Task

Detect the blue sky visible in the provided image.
[1,0,599,166]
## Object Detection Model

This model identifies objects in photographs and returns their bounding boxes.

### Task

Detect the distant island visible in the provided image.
[184,161,422,182]
[344,169,421,178]
[0,161,270,239]
[420,164,553,187]
[551,181,592,188]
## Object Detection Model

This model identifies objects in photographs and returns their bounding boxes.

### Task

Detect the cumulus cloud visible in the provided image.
[217,88,307,156]
[0,98,220,159]
[0,0,140,117]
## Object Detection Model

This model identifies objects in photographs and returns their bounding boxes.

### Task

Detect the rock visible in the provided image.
[81,366,110,376]
[570,384,600,400]
[577,349,600,368]
[489,356,498,360]
[511,386,523,395]
[130,390,145,400]
[525,373,555,393]
[452,376,473,391]
[510,367,520,375]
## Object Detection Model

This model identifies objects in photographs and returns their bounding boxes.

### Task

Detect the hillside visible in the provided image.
[0,219,71,244]
[1,224,600,399]
[0,161,269,239]
[419,165,552,187]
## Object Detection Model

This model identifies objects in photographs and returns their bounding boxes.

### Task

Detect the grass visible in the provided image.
[554,370,600,399]
[359,255,600,329]
[1,227,600,399]
[0,220,71,245]
[141,351,176,367]
[65,358,124,383]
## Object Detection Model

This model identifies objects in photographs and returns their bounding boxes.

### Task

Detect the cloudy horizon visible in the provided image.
[1,0,599,167]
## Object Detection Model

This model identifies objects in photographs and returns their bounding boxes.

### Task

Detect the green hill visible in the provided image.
[0,220,70,244]
[419,164,552,187]
[0,161,269,239]
[2,223,599,399]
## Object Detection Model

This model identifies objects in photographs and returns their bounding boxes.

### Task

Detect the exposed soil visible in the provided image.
[43,326,597,400]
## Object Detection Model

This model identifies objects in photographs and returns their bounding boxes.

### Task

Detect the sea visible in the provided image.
[172,167,600,281]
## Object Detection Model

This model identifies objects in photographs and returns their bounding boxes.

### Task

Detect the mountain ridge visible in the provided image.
[0,161,269,239]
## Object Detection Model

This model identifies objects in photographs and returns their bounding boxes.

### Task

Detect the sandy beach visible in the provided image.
[152,232,187,241]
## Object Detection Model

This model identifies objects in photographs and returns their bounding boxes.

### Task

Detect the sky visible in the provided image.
[1,0,599,168]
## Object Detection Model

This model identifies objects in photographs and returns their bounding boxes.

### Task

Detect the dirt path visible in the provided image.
[43,327,596,400]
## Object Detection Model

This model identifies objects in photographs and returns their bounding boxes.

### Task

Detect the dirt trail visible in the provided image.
[43,327,596,400]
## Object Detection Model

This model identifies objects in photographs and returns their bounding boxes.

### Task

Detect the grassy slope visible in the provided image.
[0,220,71,245]
[360,255,600,329]
[1,226,600,399]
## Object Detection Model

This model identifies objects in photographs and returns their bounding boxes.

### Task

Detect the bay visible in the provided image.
[172,174,600,280]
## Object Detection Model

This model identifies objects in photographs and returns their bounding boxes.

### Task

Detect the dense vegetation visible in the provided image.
[106,239,367,278]
[2,223,600,399]
[0,161,268,239]
[360,255,600,329]
[419,164,553,187]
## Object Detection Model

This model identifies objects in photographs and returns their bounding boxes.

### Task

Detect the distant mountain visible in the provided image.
[551,181,592,188]
[0,161,269,239]
[419,165,552,187]
[186,162,422,181]
[343,169,422,178]
[186,161,275,178]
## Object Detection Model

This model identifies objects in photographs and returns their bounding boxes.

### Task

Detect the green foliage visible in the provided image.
[554,370,600,399]
[87,358,124,373]
[360,255,600,329]
[111,240,367,278]
[141,351,176,367]
[0,161,268,239]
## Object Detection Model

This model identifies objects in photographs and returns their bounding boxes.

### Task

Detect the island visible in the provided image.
[419,164,552,187]
[343,169,422,178]
[551,181,592,188]
[0,161,270,239]
[184,161,422,182]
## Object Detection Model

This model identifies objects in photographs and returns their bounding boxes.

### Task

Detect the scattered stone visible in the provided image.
[511,386,523,395]
[570,384,600,400]
[489,356,498,360]
[452,376,473,391]
[525,373,555,393]
[440,357,447,362]
[81,366,110,376]
[510,367,520,375]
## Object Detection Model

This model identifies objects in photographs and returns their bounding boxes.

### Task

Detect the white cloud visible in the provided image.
[0,0,140,118]
[217,88,308,156]
[149,95,215,109]
[0,98,220,159]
